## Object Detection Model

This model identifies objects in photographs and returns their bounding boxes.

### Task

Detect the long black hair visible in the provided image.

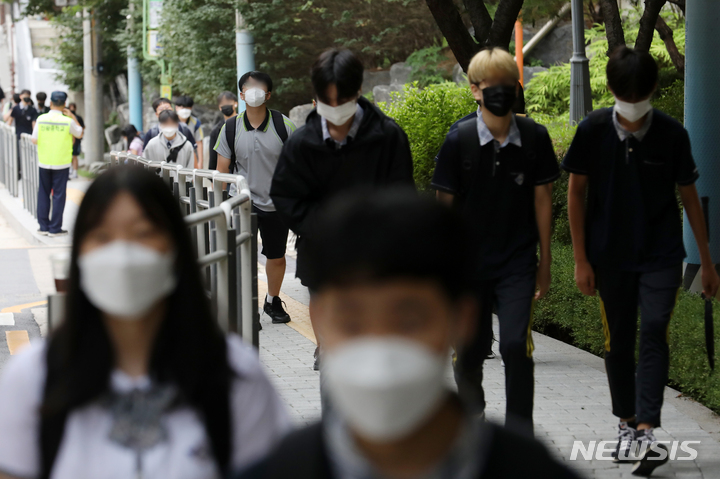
[40,167,232,477]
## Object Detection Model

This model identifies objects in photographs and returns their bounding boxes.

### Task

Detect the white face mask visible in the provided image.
[614,98,652,123]
[177,108,192,120]
[244,87,267,108]
[78,240,177,319]
[322,337,448,442]
[317,100,357,126]
[161,126,178,139]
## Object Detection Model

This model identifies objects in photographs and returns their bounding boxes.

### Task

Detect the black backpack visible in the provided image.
[455,114,538,207]
[224,110,288,173]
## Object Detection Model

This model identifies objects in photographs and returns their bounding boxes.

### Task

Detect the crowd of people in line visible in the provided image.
[0,44,717,479]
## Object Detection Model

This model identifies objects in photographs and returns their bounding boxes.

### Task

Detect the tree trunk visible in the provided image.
[486,0,525,48]
[463,0,493,45]
[425,0,480,71]
[599,0,626,55]
[655,15,685,77]
[635,0,667,52]
[668,0,685,14]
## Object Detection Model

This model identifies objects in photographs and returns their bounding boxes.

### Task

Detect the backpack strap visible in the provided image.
[515,115,538,161]
[225,114,238,173]
[270,110,288,144]
[166,138,189,163]
[457,117,481,202]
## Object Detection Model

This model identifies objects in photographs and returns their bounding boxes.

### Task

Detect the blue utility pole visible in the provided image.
[236,9,255,113]
[684,0,720,288]
[127,50,143,131]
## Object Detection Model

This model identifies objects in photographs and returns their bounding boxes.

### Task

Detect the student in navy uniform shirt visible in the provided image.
[563,46,720,477]
[432,48,559,438]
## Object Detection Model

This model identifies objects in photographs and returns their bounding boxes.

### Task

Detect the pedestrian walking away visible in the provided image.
[233,190,581,479]
[432,48,559,438]
[270,49,415,371]
[144,110,194,168]
[208,91,238,171]
[30,91,83,237]
[0,167,290,479]
[215,71,296,326]
[68,102,84,178]
[563,46,720,477]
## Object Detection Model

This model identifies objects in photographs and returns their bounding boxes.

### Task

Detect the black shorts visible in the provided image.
[254,206,289,260]
[72,141,81,156]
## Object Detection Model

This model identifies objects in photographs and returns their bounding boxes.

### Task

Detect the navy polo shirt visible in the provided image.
[10,105,38,137]
[561,107,699,271]
[432,113,560,280]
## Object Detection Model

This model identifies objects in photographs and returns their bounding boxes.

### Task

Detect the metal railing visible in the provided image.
[0,123,19,197]
[19,133,39,218]
[110,151,260,346]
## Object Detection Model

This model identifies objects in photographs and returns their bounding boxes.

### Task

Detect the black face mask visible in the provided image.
[479,84,517,117]
[220,105,235,117]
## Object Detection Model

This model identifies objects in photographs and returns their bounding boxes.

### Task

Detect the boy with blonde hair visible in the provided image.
[432,48,559,437]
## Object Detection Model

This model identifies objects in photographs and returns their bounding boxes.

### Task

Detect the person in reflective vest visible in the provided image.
[30,91,84,237]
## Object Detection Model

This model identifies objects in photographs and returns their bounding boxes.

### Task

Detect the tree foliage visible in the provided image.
[238,0,442,112]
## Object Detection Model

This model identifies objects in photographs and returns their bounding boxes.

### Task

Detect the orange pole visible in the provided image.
[515,19,524,86]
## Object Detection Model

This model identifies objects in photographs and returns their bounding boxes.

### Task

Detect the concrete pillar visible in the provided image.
[683,0,720,290]
[569,0,592,125]
[236,9,254,114]
[82,9,104,164]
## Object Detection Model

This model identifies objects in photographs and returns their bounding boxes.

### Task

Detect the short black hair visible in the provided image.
[311,49,364,103]
[13,93,21,104]
[606,46,658,101]
[68,102,77,110]
[152,97,172,112]
[217,91,238,104]
[175,95,194,108]
[307,189,474,300]
[20,89,31,96]
[238,71,273,93]
[121,124,138,139]
[158,109,180,124]
[36,92,47,102]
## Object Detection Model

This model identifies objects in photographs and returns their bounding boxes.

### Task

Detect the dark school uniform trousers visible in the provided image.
[37,167,69,234]
[595,264,682,427]
[456,268,536,437]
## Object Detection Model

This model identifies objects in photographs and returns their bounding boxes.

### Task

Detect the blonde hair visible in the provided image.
[467,48,519,84]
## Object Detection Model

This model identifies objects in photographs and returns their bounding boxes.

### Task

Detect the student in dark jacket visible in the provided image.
[270,49,414,369]
[208,91,238,170]
[233,191,580,479]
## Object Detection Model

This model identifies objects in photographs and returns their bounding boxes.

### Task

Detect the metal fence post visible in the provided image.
[227,227,238,333]
[251,212,259,348]
[239,198,254,344]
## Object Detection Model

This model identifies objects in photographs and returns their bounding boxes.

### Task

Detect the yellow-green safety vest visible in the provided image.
[36,112,74,167]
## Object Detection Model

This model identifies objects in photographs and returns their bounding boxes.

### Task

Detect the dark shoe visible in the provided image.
[631,429,669,476]
[313,347,320,371]
[48,230,68,238]
[37,229,48,236]
[264,296,291,324]
[613,421,638,463]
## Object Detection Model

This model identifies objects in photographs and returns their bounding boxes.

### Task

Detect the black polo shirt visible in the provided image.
[432,113,560,280]
[561,108,699,271]
[10,105,38,137]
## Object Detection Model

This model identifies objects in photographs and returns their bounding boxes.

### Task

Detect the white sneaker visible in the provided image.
[632,428,669,476]
[613,421,638,463]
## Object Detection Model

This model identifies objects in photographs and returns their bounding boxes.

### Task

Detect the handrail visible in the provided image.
[109,151,258,345]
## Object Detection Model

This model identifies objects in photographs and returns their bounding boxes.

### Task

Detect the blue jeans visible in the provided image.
[37,167,69,233]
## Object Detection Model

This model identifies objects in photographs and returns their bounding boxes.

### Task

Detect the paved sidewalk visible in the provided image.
[1,180,719,478]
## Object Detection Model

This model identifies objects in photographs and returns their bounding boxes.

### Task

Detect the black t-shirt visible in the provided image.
[561,108,698,271]
[432,113,560,280]
[208,118,230,170]
[10,105,38,136]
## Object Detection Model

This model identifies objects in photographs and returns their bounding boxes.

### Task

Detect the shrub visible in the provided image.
[653,79,684,124]
[535,244,720,414]
[379,82,477,191]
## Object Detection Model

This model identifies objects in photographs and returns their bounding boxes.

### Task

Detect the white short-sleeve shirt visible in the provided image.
[0,335,290,479]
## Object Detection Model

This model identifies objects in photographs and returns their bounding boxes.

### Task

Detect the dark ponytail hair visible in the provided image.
[40,167,232,477]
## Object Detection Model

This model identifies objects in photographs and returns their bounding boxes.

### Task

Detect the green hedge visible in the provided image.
[379,83,477,192]
[536,244,720,414]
